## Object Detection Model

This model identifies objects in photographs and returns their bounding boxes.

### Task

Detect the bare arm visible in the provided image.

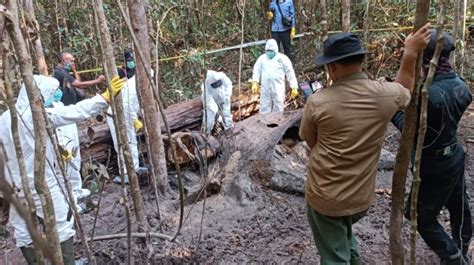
[72,79,101,89]
[72,74,105,89]
[395,23,431,92]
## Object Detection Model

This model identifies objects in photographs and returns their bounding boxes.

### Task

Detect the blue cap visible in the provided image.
[314,32,370,65]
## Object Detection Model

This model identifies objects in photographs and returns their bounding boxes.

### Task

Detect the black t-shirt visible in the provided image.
[118,67,135,79]
[54,67,78,106]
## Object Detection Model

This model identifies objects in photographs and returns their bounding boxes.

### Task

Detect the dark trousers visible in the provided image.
[405,146,472,260]
[271,30,292,60]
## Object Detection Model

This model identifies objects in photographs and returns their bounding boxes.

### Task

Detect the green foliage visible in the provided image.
[27,1,472,103]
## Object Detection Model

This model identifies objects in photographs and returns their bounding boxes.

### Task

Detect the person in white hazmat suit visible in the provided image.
[0,75,124,264]
[52,96,91,207]
[202,70,234,134]
[106,74,147,184]
[250,38,299,113]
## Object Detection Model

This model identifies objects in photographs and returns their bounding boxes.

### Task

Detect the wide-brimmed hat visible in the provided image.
[314,32,370,65]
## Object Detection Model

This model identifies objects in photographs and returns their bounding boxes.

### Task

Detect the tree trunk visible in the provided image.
[2,2,63,264]
[320,0,328,41]
[22,0,48,75]
[341,0,350,32]
[126,0,170,195]
[410,2,447,263]
[389,1,430,264]
[1,38,45,264]
[451,0,460,67]
[93,0,150,236]
[0,144,55,262]
[458,0,467,76]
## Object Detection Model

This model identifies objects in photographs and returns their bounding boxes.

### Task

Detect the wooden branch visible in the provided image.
[389,1,430,264]
[2,2,63,263]
[410,2,447,264]
[87,232,175,242]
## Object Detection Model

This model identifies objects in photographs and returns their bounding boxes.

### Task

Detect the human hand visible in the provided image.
[251,81,260,95]
[404,23,431,56]
[290,88,298,99]
[134,119,143,132]
[290,28,296,41]
[102,76,125,102]
[97,75,106,83]
[266,11,274,21]
[61,149,73,162]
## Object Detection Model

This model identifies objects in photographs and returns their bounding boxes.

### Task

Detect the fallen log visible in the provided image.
[78,88,260,167]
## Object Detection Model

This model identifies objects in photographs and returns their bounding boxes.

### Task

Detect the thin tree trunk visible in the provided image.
[341,0,350,32]
[458,0,467,76]
[126,0,170,194]
[2,2,63,264]
[0,19,45,264]
[410,2,447,264]
[2,47,45,265]
[320,0,328,41]
[92,0,150,237]
[389,1,430,264]
[451,0,460,67]
[22,0,48,75]
[116,1,185,242]
[0,144,56,262]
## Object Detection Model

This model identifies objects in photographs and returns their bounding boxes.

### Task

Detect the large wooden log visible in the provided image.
[78,89,260,166]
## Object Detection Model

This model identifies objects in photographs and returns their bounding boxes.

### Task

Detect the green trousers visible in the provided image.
[21,237,75,265]
[307,203,365,265]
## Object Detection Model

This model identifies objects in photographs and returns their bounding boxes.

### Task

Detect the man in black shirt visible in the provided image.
[392,30,472,265]
[54,52,105,106]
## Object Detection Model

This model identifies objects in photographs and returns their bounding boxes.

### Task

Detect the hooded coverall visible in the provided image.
[0,75,108,263]
[251,39,298,114]
[202,70,233,134]
[106,75,140,174]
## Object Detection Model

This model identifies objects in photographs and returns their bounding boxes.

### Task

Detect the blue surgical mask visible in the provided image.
[266,50,276,59]
[64,62,72,71]
[53,89,63,102]
[126,61,136,69]
[44,95,53,108]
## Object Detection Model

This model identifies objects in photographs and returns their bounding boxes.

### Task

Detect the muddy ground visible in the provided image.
[2,110,473,264]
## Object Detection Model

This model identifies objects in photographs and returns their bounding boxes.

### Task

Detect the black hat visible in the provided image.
[426,29,455,55]
[314,33,370,65]
[123,49,134,61]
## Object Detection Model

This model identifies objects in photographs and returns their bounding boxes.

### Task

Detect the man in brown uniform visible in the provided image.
[299,24,431,264]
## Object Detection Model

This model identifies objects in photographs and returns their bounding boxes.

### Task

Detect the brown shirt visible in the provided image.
[299,72,410,217]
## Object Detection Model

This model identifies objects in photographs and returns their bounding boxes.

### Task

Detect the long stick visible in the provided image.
[237,0,246,121]
[389,1,430,264]
[87,232,174,242]
[410,2,447,263]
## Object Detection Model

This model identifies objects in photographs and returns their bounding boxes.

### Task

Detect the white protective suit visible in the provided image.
[52,101,83,200]
[251,39,298,113]
[202,70,233,134]
[0,75,108,247]
[106,75,140,172]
